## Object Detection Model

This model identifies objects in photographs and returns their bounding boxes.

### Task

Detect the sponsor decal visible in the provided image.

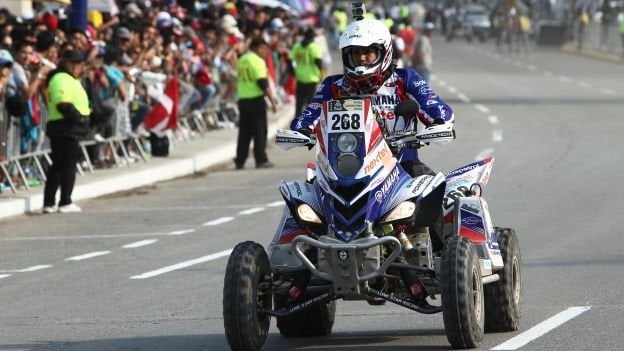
[418,131,454,140]
[316,84,325,93]
[338,249,349,261]
[411,176,428,194]
[280,183,290,199]
[413,80,427,88]
[426,99,438,106]
[294,182,303,196]
[447,163,479,177]
[328,100,346,112]
[314,94,324,99]
[461,203,481,214]
[461,214,484,232]
[372,94,402,106]
[364,146,392,174]
[276,136,307,144]
[438,105,447,118]
[375,167,400,203]
[308,102,322,110]
[418,86,432,94]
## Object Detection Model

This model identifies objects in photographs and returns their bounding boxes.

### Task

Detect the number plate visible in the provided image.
[326,100,366,133]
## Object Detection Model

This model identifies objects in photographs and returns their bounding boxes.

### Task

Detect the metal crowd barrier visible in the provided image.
[0,99,239,195]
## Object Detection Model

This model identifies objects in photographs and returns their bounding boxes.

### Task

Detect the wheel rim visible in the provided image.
[511,256,521,306]
[472,266,483,322]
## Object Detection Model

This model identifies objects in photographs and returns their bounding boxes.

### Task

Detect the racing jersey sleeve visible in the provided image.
[290,75,339,131]
[402,69,454,126]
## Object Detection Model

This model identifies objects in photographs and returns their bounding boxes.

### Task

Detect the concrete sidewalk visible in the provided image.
[561,43,624,64]
[0,104,295,221]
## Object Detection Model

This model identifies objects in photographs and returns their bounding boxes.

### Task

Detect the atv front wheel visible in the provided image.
[274,293,335,337]
[441,236,484,349]
[484,227,522,332]
[223,241,272,351]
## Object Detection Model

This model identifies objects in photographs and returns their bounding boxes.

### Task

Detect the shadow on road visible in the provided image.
[0,329,450,351]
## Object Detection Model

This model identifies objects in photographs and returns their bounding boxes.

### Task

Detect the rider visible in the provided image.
[290,18,455,308]
[291,18,454,181]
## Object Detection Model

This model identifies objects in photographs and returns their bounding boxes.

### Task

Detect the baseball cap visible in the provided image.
[62,49,84,62]
[0,49,14,67]
[115,26,132,40]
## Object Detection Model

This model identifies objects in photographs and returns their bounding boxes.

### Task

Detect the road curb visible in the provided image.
[560,43,624,64]
[0,104,294,220]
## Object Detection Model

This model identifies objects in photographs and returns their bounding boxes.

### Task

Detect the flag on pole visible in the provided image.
[143,77,179,136]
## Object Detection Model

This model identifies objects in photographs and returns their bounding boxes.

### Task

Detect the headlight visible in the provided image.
[381,201,417,223]
[296,204,323,224]
[337,133,357,153]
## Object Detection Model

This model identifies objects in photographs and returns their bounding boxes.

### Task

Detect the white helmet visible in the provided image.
[339,19,394,93]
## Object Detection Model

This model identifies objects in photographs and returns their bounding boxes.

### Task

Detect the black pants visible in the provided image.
[235,96,269,167]
[44,136,81,207]
[295,81,318,118]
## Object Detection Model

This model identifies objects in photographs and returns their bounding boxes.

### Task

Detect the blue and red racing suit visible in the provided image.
[290,68,454,162]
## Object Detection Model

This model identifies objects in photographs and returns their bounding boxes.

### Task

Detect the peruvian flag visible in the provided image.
[143,78,179,137]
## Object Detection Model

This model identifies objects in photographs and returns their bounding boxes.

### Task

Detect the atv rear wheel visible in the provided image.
[223,241,272,351]
[485,227,522,332]
[274,293,336,337]
[441,236,484,349]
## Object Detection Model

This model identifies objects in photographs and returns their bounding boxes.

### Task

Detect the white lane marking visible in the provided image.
[0,274,11,279]
[475,104,490,114]
[1,232,170,241]
[579,82,592,88]
[0,265,54,273]
[601,88,616,96]
[130,249,233,279]
[447,86,457,94]
[123,239,158,249]
[438,80,447,87]
[488,115,499,124]
[543,70,553,77]
[203,217,234,226]
[558,75,572,83]
[457,93,471,103]
[239,207,265,215]
[493,130,503,142]
[18,265,52,272]
[491,306,591,350]
[266,201,284,207]
[168,229,195,236]
[65,251,111,261]
[527,65,538,72]
[430,74,437,81]
[475,148,494,161]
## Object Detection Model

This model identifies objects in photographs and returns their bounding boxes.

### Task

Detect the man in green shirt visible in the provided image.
[42,50,90,213]
[235,38,278,170]
[290,28,323,118]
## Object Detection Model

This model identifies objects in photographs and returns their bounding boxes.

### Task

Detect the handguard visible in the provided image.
[416,123,455,145]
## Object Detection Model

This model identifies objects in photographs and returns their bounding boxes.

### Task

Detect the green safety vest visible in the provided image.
[290,41,322,84]
[334,10,348,32]
[47,71,91,121]
[384,18,395,29]
[236,51,268,99]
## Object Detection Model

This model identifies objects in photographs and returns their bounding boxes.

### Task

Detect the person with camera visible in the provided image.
[42,50,90,213]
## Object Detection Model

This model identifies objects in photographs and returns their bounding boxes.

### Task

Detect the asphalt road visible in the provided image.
[1,37,624,351]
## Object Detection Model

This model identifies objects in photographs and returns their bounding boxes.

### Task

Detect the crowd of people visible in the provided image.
[0,0,330,194]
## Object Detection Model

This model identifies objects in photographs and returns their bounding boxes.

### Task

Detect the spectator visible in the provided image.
[412,22,434,82]
[42,50,90,213]
[290,27,322,118]
[234,37,277,170]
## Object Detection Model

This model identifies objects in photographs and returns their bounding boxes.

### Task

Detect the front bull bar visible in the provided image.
[290,235,402,284]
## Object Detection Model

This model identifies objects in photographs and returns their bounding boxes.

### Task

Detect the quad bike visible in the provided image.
[223,98,522,350]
